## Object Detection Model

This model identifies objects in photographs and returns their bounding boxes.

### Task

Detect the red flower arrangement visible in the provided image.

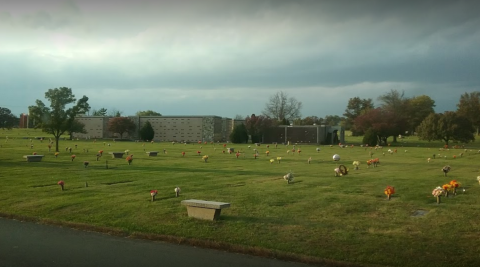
[32,152,37,155]
[126,155,133,165]
[384,186,395,200]
[182,151,185,157]
[98,150,103,156]
[58,180,65,191]
[150,190,158,201]
[197,151,201,156]
[71,155,76,161]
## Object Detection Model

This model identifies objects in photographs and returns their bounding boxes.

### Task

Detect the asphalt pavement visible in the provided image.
[0,217,317,267]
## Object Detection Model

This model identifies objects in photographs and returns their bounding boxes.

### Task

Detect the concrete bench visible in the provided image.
[23,155,45,162]
[181,199,230,221]
[146,151,159,156]
[108,152,125,159]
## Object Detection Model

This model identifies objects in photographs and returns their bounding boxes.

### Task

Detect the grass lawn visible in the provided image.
[1,128,480,267]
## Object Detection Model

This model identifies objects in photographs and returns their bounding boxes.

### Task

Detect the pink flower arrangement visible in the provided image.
[57,180,65,191]
[150,190,158,201]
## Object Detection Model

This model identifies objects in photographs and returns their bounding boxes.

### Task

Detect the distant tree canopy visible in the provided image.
[230,123,249,143]
[28,87,90,152]
[245,114,275,143]
[0,107,18,129]
[136,110,162,116]
[456,91,480,135]
[108,117,136,139]
[262,91,302,122]
[67,119,87,140]
[354,108,407,146]
[343,97,374,135]
[139,121,155,141]
[416,112,475,145]
[91,108,108,116]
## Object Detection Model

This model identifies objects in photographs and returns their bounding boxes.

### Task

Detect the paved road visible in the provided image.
[0,217,317,267]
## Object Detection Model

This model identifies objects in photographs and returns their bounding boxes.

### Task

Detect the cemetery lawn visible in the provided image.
[1,129,480,267]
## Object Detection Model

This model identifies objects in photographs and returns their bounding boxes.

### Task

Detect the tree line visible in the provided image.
[6,87,478,152]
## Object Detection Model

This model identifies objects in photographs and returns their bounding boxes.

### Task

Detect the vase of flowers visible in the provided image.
[384,186,395,200]
[432,186,444,204]
[150,190,158,202]
[58,180,65,191]
[353,161,360,170]
[449,180,459,195]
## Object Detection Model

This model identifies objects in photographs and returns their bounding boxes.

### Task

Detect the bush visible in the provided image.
[362,128,377,146]
[139,121,155,141]
[230,124,248,143]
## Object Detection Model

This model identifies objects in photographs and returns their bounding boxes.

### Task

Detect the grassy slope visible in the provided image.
[1,129,480,267]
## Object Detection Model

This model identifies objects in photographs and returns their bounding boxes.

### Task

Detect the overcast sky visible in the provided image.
[1,0,479,118]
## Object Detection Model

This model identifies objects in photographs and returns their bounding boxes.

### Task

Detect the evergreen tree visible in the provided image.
[139,121,155,141]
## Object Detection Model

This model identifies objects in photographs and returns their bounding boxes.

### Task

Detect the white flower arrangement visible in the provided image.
[283,172,294,184]
[432,186,444,197]
[334,167,341,177]
[352,161,360,170]
[174,187,181,197]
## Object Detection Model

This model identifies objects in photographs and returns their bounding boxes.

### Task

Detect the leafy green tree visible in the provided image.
[456,91,480,135]
[0,107,18,129]
[417,112,475,145]
[67,120,87,140]
[406,95,435,135]
[262,91,302,122]
[136,110,162,116]
[343,97,374,135]
[229,123,249,143]
[354,108,406,146]
[28,87,90,152]
[139,121,155,141]
[108,117,136,139]
[91,108,108,116]
[378,89,409,142]
[324,115,343,126]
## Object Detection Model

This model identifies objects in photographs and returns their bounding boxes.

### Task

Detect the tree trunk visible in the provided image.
[55,136,60,152]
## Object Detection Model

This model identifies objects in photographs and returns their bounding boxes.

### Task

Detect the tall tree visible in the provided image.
[108,108,123,117]
[91,108,108,116]
[378,89,409,142]
[456,91,480,135]
[136,110,162,116]
[28,87,90,152]
[108,117,136,139]
[262,91,302,122]
[417,112,475,145]
[139,121,155,141]
[343,97,374,135]
[0,107,18,129]
[229,123,249,143]
[245,114,275,143]
[406,95,435,135]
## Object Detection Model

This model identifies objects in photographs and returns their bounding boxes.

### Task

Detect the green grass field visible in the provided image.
[1,128,480,267]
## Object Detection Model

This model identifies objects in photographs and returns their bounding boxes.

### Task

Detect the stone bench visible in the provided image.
[146,151,159,156]
[181,199,230,221]
[23,155,45,162]
[108,152,125,159]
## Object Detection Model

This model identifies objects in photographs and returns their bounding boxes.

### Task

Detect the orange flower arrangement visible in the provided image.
[55,152,59,158]
[126,155,133,165]
[266,151,270,156]
[181,151,185,157]
[450,180,459,195]
[384,186,395,200]
[71,154,76,161]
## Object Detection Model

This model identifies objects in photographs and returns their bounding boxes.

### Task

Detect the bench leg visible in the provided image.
[186,206,222,220]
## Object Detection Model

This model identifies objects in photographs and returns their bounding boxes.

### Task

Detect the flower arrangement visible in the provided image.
[84,161,89,168]
[366,159,372,168]
[182,151,185,157]
[432,186,445,204]
[126,155,133,165]
[71,154,76,161]
[202,155,209,162]
[58,180,65,191]
[477,176,480,185]
[125,150,130,155]
[32,152,37,155]
[450,180,459,195]
[98,150,103,156]
[174,187,181,197]
[352,161,360,170]
[308,157,311,164]
[55,152,59,158]
[270,159,275,164]
[277,156,282,163]
[266,151,270,156]
[442,184,452,197]
[283,172,294,184]
[372,158,380,167]
[236,152,240,158]
[442,166,451,176]
[316,147,320,152]
[254,153,258,159]
[150,190,158,201]
[197,151,201,156]
[384,186,395,200]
